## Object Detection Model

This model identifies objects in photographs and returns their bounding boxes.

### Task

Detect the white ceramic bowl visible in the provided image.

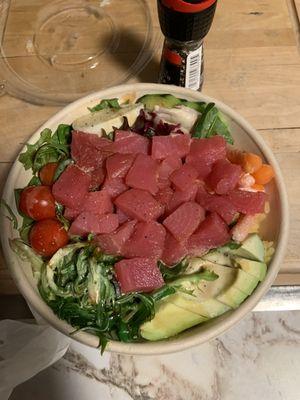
[0,83,289,355]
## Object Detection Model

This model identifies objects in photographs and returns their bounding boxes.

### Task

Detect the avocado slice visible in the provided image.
[233,269,259,296]
[235,257,267,282]
[187,259,238,297]
[169,293,231,319]
[217,286,248,309]
[220,234,265,262]
[137,93,206,113]
[201,251,234,267]
[140,301,206,341]
[137,94,182,111]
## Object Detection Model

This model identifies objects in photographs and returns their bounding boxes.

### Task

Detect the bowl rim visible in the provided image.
[1,83,290,355]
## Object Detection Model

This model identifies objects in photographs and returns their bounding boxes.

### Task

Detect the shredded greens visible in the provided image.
[35,243,179,352]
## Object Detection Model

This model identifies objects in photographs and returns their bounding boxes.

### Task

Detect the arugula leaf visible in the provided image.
[192,103,234,144]
[0,199,18,229]
[19,129,52,170]
[18,125,72,173]
[55,203,70,230]
[52,124,72,145]
[88,98,121,113]
[14,185,36,242]
[53,159,73,182]
[19,216,34,243]
[193,102,218,138]
[28,176,41,186]
[158,259,188,282]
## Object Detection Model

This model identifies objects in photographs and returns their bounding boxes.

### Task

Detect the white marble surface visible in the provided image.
[10,311,300,400]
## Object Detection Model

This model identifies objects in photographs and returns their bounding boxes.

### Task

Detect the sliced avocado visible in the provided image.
[233,269,259,296]
[169,293,231,319]
[140,301,206,341]
[187,259,238,298]
[217,286,248,309]
[137,94,182,111]
[220,234,265,262]
[137,93,206,113]
[201,251,234,267]
[178,99,206,113]
[235,257,267,282]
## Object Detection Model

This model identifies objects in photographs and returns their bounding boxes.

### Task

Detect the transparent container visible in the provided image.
[0,0,156,105]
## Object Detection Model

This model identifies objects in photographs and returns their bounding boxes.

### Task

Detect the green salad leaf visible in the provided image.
[0,199,18,229]
[192,102,234,144]
[18,125,72,173]
[9,238,44,279]
[88,98,121,113]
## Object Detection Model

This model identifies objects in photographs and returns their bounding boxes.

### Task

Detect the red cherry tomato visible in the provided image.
[29,219,69,257]
[19,186,56,220]
[39,162,58,186]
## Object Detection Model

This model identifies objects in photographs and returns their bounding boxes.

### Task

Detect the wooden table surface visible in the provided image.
[0,0,300,294]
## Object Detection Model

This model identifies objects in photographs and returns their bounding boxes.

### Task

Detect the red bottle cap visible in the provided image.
[162,0,217,13]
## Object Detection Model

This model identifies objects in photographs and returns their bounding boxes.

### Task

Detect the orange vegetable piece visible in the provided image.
[253,164,275,185]
[242,153,263,174]
[251,183,265,192]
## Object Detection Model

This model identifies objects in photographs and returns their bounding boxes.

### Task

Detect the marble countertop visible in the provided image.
[9,310,300,400]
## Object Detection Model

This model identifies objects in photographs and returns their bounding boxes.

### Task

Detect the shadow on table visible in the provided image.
[106,28,161,83]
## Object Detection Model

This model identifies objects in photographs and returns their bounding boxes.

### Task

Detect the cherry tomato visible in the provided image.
[29,219,69,257]
[39,162,58,186]
[19,185,56,220]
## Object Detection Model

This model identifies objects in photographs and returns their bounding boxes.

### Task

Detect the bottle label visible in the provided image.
[185,46,202,90]
[159,43,203,91]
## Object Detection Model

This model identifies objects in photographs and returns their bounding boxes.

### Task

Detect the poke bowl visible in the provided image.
[0,83,289,355]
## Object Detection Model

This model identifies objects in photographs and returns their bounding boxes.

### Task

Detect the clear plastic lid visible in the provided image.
[0,0,156,105]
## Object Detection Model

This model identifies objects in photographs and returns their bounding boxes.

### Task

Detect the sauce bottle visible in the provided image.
[157,0,218,91]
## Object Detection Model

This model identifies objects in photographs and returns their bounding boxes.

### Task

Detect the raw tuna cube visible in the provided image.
[186,136,226,178]
[106,153,135,179]
[170,163,198,192]
[116,207,130,224]
[206,159,242,194]
[163,202,205,242]
[167,183,198,214]
[69,212,119,236]
[188,212,230,255]
[63,191,112,221]
[82,191,113,214]
[109,131,150,154]
[71,131,112,171]
[95,220,137,255]
[115,257,164,293]
[196,185,237,224]
[125,154,159,195]
[115,189,164,222]
[155,186,174,208]
[161,232,187,266]
[102,177,128,199]
[64,207,80,221]
[158,155,182,188]
[152,134,191,160]
[226,190,267,215]
[89,167,105,191]
[123,221,166,259]
[52,165,91,209]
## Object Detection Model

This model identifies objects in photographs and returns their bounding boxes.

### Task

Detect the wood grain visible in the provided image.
[1,0,300,293]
